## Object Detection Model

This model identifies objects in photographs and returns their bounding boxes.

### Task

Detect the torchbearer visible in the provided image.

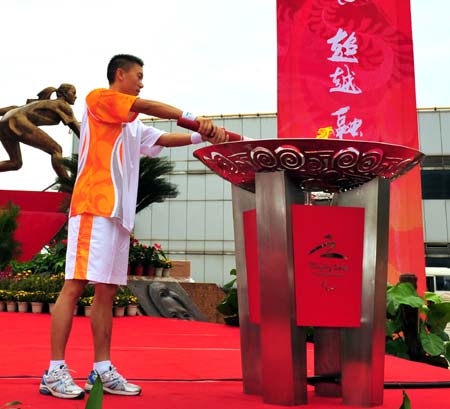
[39,53,228,400]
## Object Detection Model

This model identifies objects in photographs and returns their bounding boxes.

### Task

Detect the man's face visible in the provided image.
[119,64,144,96]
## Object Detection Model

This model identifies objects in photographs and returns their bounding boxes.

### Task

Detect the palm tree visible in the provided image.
[52,154,178,214]
[135,156,178,213]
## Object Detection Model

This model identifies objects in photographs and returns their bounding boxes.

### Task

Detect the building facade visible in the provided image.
[419,108,450,267]
[134,109,450,285]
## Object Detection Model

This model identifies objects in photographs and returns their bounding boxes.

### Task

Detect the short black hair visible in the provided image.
[107,54,144,84]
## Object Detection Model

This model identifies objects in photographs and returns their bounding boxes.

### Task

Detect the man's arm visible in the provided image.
[131,98,217,137]
[130,98,182,120]
[156,131,227,147]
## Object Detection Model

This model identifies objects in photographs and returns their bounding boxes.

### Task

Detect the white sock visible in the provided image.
[49,360,66,372]
[93,360,111,374]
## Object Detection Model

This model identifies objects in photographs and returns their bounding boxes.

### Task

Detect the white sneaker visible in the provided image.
[85,365,141,396]
[39,364,85,399]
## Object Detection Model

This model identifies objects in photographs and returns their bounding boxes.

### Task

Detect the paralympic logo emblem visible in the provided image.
[308,234,349,291]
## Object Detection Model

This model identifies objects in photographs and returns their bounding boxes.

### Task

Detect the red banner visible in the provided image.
[277,0,426,292]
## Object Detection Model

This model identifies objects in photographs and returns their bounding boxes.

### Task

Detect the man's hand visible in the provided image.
[196,117,228,144]
[196,117,214,136]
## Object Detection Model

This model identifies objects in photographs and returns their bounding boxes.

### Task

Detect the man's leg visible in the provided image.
[40,279,87,399]
[90,283,117,362]
[51,279,87,359]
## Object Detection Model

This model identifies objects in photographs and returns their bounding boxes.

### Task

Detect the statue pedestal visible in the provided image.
[0,190,69,261]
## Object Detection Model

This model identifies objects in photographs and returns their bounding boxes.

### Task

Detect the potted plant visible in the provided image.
[30,290,47,313]
[162,258,172,278]
[135,244,146,276]
[45,292,60,314]
[217,268,239,326]
[113,293,128,317]
[0,289,7,312]
[79,296,94,317]
[142,245,155,277]
[152,243,169,278]
[13,290,31,312]
[129,236,146,275]
[45,272,65,294]
[4,290,16,312]
[126,295,139,316]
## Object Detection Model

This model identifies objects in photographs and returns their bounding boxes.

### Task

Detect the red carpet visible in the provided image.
[1,312,450,408]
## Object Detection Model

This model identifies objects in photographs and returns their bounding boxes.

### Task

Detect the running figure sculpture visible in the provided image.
[0,84,80,179]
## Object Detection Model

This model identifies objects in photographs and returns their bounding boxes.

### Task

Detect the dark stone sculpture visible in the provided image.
[0,84,80,179]
[127,281,208,321]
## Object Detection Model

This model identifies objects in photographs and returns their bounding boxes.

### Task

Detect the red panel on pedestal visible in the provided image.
[292,205,364,327]
[243,209,260,324]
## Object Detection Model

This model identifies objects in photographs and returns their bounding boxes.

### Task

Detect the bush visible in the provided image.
[79,296,93,307]
[0,202,22,270]
[216,269,239,326]
[386,281,450,368]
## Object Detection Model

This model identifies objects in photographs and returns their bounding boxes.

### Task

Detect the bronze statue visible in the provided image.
[0,84,80,179]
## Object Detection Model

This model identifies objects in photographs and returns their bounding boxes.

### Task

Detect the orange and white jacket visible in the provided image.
[70,88,166,232]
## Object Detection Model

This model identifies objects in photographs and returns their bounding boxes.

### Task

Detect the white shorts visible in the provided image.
[65,214,130,285]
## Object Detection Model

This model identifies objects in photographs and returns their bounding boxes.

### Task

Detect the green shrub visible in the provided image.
[0,202,22,270]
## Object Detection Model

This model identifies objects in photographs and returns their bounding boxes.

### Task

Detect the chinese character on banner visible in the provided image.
[337,0,356,5]
[332,106,363,139]
[328,28,359,63]
[327,25,363,136]
[330,65,362,94]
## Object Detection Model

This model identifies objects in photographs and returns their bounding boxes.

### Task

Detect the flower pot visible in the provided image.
[6,301,16,312]
[114,306,126,317]
[144,265,155,277]
[154,267,163,278]
[17,301,28,313]
[162,268,171,278]
[48,303,55,314]
[128,264,136,275]
[84,306,92,317]
[31,302,44,314]
[126,304,138,316]
[135,264,144,276]
[0,301,5,312]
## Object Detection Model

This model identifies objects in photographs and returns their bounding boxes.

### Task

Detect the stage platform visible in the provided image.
[0,312,449,408]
